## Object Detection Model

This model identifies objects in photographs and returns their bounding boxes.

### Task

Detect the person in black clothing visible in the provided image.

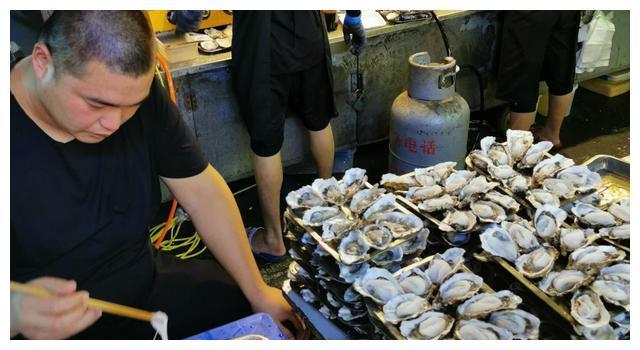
[10,11,305,339]
[496,10,581,148]
[231,10,366,261]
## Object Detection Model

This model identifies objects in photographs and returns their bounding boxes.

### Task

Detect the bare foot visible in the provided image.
[249,228,286,256]
[533,128,562,148]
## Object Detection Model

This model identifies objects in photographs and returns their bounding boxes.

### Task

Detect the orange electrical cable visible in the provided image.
[153,52,178,248]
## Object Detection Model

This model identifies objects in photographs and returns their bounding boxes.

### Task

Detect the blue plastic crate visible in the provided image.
[185,312,287,340]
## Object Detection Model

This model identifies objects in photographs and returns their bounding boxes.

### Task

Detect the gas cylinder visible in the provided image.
[388,52,470,174]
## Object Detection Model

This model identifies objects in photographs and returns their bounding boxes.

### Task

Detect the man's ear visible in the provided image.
[31,43,54,81]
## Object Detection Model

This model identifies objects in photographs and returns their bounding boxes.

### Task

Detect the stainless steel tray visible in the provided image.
[367,254,495,340]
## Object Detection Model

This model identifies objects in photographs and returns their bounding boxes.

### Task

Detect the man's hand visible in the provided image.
[250,286,309,339]
[342,11,366,56]
[10,277,102,339]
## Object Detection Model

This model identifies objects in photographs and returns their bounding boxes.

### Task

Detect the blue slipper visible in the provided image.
[246,227,287,263]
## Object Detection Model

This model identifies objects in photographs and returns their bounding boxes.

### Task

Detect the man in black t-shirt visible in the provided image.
[10,11,304,339]
[231,10,366,262]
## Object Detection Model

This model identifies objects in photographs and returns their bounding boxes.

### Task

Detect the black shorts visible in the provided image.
[246,61,335,157]
[496,11,581,113]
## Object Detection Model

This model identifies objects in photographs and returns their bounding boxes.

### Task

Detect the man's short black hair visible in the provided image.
[38,10,155,78]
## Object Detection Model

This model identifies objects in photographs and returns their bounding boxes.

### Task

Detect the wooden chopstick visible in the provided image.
[10,281,154,322]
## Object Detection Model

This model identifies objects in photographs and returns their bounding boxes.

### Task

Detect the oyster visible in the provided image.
[599,263,630,283]
[484,191,520,212]
[506,174,530,193]
[454,319,513,340]
[380,173,420,191]
[556,165,602,193]
[302,206,343,227]
[418,161,457,185]
[480,136,513,166]
[435,272,483,306]
[397,268,434,296]
[338,305,366,322]
[456,290,522,319]
[579,192,604,206]
[300,289,318,303]
[318,305,336,319]
[558,228,599,255]
[399,311,455,340]
[526,189,560,208]
[532,154,575,185]
[612,310,630,329]
[470,200,507,223]
[338,262,369,283]
[339,167,368,200]
[424,247,466,285]
[534,205,567,242]
[608,199,629,223]
[287,261,311,282]
[312,177,345,205]
[405,185,444,202]
[589,279,630,310]
[468,149,494,171]
[361,224,393,250]
[479,225,520,262]
[372,211,424,238]
[321,218,356,242]
[518,141,553,169]
[576,324,617,340]
[571,202,617,228]
[371,246,403,268]
[443,170,476,195]
[567,245,626,273]
[489,309,540,340]
[514,245,558,278]
[353,267,404,304]
[571,289,610,329]
[343,285,362,303]
[349,185,385,215]
[543,178,576,199]
[338,230,370,265]
[501,220,540,253]
[382,293,431,324]
[487,163,518,182]
[286,185,325,209]
[598,224,630,240]
[363,193,397,220]
[459,176,499,203]
[438,210,477,232]
[506,129,534,162]
[399,229,429,255]
[417,194,457,212]
[538,270,593,297]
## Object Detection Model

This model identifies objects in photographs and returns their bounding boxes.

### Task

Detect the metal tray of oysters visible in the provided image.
[463,130,630,339]
[377,161,522,246]
[351,247,544,340]
[284,167,430,271]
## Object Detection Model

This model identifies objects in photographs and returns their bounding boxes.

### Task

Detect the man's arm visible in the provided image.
[161,164,306,339]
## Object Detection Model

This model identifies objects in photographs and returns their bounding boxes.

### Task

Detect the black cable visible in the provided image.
[430,11,484,114]
[429,11,451,57]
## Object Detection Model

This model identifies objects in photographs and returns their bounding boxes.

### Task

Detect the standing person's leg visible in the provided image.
[251,152,286,256]
[537,11,581,148]
[509,111,537,131]
[308,124,334,179]
[299,60,337,179]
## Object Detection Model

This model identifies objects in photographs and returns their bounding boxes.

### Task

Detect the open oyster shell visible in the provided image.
[526,189,560,208]
[489,309,541,340]
[363,193,397,220]
[506,174,530,193]
[538,270,593,297]
[424,247,466,285]
[417,161,457,185]
[471,200,507,223]
[349,185,385,215]
[302,206,344,227]
[353,267,404,305]
[286,185,325,209]
[443,170,476,195]
[456,290,522,319]
[468,149,494,172]
[607,199,629,223]
[598,224,630,240]
[435,272,483,306]
[459,176,499,204]
[484,191,520,212]
[514,245,558,279]
[480,225,520,263]
[405,185,444,202]
[339,167,368,200]
[571,289,610,329]
[417,194,458,212]
[371,246,404,268]
[558,228,599,255]
[599,263,630,283]
[399,311,455,340]
[321,218,357,242]
[380,173,420,191]
[556,165,602,193]
[312,177,346,205]
[454,319,513,340]
[567,245,626,273]
[571,202,617,228]
[501,220,540,253]
[487,163,518,183]
[481,136,513,167]
[532,154,575,185]
[382,293,431,324]
[589,279,630,311]
[338,230,370,265]
[534,205,567,243]
[372,211,424,238]
[543,178,576,200]
[518,141,553,169]
[338,262,369,284]
[438,210,477,232]
[506,129,534,162]
[399,229,430,255]
[361,224,393,250]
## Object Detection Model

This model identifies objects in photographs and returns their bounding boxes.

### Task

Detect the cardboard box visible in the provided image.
[155,31,199,64]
